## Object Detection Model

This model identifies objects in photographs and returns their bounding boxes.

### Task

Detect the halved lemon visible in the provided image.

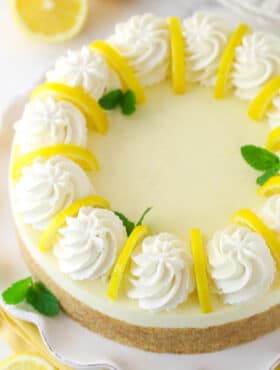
[108,225,150,300]
[258,176,280,197]
[31,82,108,134]
[168,16,186,94]
[248,75,280,121]
[11,144,99,180]
[232,208,280,269]
[190,228,212,314]
[39,195,110,251]
[0,352,54,370]
[90,41,146,104]
[265,126,280,151]
[214,23,250,99]
[9,0,88,43]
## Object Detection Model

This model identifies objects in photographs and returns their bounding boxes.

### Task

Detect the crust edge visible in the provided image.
[18,235,280,354]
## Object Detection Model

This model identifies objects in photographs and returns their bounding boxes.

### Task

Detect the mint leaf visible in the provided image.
[136,207,152,226]
[26,282,60,317]
[121,90,136,115]
[114,211,135,236]
[2,277,32,305]
[257,164,280,185]
[241,145,279,171]
[98,89,123,110]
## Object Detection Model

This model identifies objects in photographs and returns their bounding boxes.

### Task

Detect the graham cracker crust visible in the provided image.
[18,234,280,354]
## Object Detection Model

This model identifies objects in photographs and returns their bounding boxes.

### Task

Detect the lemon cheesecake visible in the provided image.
[9,12,280,353]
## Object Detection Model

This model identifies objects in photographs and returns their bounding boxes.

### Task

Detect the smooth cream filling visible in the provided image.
[12,81,280,328]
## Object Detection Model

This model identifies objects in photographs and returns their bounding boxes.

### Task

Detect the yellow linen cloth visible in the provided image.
[0,305,72,369]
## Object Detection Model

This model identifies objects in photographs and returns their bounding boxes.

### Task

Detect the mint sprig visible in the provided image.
[98,89,137,116]
[2,277,60,317]
[241,145,280,185]
[114,207,152,236]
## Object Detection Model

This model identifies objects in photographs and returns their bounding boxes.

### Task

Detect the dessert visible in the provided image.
[9,12,280,353]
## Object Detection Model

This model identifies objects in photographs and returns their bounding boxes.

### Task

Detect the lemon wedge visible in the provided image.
[266,126,280,151]
[214,24,250,99]
[168,16,186,94]
[39,195,110,251]
[11,144,99,180]
[232,208,280,269]
[190,228,212,314]
[9,0,88,43]
[108,225,150,300]
[248,75,280,121]
[31,82,108,134]
[90,41,146,104]
[258,176,280,197]
[0,352,54,370]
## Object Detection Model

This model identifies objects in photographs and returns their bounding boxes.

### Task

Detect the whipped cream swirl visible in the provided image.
[128,233,195,312]
[46,46,121,101]
[182,12,231,86]
[14,156,93,230]
[267,94,280,129]
[261,194,280,232]
[14,96,87,153]
[54,207,127,280]
[108,14,170,86]
[207,226,275,304]
[232,32,280,100]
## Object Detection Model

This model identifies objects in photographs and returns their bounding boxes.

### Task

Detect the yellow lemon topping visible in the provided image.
[90,41,146,104]
[0,352,54,370]
[265,126,280,151]
[248,75,280,121]
[31,82,108,134]
[11,144,99,181]
[9,0,88,43]
[108,225,150,300]
[168,16,186,94]
[214,24,250,99]
[39,195,110,252]
[232,208,280,269]
[190,228,212,314]
[258,176,280,197]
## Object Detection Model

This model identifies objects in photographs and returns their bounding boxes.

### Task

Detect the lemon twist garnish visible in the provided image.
[214,24,250,99]
[258,176,280,197]
[232,208,280,269]
[9,0,88,44]
[90,41,146,104]
[248,75,280,121]
[31,82,108,134]
[108,225,150,300]
[168,16,186,94]
[0,352,54,370]
[190,228,212,314]
[266,126,280,152]
[11,144,99,181]
[39,195,110,252]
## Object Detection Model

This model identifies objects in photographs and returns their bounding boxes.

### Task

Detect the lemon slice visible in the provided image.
[9,0,88,43]
[190,228,212,314]
[90,41,146,104]
[39,195,110,251]
[168,16,186,94]
[11,144,99,180]
[0,352,54,370]
[266,126,280,151]
[108,225,150,300]
[258,176,280,197]
[214,24,250,99]
[248,76,280,121]
[31,82,108,134]
[232,208,280,269]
